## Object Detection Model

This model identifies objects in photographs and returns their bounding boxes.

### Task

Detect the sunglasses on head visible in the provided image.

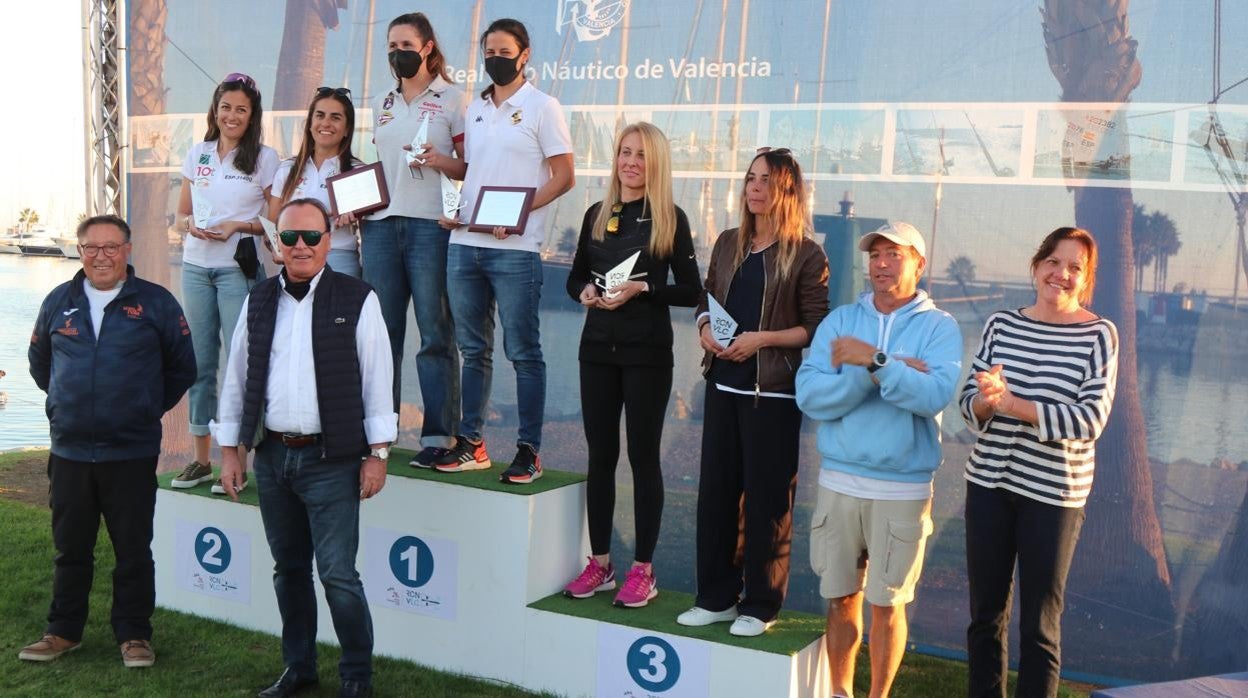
[756,146,793,157]
[221,72,257,90]
[315,86,352,98]
[278,230,327,247]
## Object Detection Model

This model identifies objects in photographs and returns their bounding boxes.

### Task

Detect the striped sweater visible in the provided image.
[960,309,1119,508]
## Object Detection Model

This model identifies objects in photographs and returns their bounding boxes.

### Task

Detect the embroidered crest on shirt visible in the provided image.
[378,111,394,127]
[383,93,395,110]
[198,153,210,165]
[510,110,523,125]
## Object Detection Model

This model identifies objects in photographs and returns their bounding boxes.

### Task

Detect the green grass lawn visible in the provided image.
[0,450,1092,696]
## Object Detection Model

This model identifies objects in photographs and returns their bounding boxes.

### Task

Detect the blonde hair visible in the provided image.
[735,149,810,281]
[591,122,677,259]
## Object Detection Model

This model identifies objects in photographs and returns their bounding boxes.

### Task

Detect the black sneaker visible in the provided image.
[410,446,452,469]
[500,444,542,484]
[433,437,491,472]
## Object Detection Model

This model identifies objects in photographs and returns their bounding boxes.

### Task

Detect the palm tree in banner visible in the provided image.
[1041,0,1176,666]
[127,0,171,286]
[272,0,347,110]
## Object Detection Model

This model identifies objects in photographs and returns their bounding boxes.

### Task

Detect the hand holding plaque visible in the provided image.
[326,162,390,217]
[467,186,536,235]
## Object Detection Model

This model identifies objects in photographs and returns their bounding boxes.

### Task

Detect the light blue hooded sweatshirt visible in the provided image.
[795,290,962,483]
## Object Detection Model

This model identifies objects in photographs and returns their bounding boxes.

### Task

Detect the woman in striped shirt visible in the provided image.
[960,227,1118,697]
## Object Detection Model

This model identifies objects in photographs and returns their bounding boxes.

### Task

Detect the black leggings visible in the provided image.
[580,361,671,563]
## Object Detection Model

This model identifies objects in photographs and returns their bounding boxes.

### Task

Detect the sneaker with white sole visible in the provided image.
[410,446,452,469]
[563,557,615,598]
[613,565,658,608]
[434,437,491,472]
[676,605,739,626]
[171,461,213,488]
[499,444,542,484]
[729,615,775,637]
[211,473,248,495]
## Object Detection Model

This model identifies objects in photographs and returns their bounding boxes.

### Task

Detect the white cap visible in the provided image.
[857,221,926,260]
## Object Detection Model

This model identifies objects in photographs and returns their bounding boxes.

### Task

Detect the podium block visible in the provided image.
[523,591,829,697]
[153,454,588,685]
[153,452,830,696]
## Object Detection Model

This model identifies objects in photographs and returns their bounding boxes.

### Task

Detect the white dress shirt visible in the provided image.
[212,268,397,448]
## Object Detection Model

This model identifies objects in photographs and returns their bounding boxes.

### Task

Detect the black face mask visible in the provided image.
[389,49,422,80]
[484,55,523,86]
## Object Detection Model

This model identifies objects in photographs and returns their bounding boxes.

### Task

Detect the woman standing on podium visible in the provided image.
[170,72,279,494]
[362,12,468,469]
[679,148,829,636]
[561,122,700,608]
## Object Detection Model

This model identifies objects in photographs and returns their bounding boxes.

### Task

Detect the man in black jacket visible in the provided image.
[22,214,196,668]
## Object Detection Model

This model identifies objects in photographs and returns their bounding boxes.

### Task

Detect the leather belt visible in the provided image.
[265,429,322,448]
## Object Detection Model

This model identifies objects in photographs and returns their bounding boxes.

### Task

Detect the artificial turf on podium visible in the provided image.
[158,446,585,504]
[529,588,826,655]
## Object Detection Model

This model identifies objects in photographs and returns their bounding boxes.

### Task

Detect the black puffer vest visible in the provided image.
[238,269,372,460]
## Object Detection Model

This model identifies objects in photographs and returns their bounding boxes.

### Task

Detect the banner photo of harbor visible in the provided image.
[4,0,1227,686]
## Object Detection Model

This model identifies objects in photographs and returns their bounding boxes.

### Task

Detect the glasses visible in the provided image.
[606,203,626,234]
[221,72,256,90]
[79,243,126,258]
[315,86,352,98]
[278,230,326,247]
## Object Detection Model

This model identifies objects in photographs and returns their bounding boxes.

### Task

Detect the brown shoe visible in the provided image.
[120,639,155,668]
[18,634,81,662]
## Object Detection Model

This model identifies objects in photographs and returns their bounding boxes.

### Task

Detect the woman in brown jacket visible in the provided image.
[676,148,829,636]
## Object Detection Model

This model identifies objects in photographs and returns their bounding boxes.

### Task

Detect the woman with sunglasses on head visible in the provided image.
[677,148,829,636]
[961,227,1118,698]
[561,122,700,608]
[436,18,575,483]
[268,87,363,277]
[171,72,279,494]
[363,12,468,468]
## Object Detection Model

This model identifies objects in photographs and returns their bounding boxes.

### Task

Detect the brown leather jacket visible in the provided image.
[696,227,830,394]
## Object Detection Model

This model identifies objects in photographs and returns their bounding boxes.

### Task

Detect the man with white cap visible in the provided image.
[794,221,962,698]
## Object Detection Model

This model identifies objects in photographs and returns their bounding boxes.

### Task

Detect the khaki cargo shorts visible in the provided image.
[809,486,934,607]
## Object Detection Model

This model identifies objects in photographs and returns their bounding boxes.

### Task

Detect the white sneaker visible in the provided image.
[729,615,775,637]
[676,606,739,626]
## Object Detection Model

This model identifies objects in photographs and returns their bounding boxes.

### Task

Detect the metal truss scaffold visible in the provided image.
[82,0,126,218]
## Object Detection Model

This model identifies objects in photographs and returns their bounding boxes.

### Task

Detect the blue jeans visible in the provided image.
[361,216,458,448]
[181,262,256,436]
[327,247,361,278]
[253,439,372,684]
[446,244,545,450]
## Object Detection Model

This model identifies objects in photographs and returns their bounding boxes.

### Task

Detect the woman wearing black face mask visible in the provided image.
[362,12,469,468]
[434,17,575,482]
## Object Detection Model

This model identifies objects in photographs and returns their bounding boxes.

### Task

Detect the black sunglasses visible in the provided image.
[316,86,352,98]
[278,229,327,247]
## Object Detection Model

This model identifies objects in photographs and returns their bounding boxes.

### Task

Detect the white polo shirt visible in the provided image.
[272,157,362,251]
[451,82,574,253]
[367,76,468,222]
[181,141,280,269]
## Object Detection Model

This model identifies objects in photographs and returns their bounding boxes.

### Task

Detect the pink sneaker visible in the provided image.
[613,564,658,608]
[563,557,615,599]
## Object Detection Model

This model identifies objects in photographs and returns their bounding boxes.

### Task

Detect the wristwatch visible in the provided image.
[867,350,888,373]
[369,446,391,461]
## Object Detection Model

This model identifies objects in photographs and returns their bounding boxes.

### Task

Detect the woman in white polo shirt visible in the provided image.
[171,72,279,493]
[269,87,363,277]
[435,17,575,484]
[363,12,469,468]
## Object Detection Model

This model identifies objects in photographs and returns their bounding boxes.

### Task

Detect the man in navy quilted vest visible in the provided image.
[213,198,396,698]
